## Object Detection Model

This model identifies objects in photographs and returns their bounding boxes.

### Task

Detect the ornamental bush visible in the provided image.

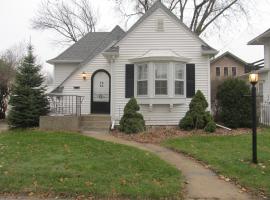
[216,78,251,128]
[204,121,216,133]
[119,98,145,134]
[179,90,215,131]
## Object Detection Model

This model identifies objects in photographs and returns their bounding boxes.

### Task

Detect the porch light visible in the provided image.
[249,73,258,85]
[82,72,87,80]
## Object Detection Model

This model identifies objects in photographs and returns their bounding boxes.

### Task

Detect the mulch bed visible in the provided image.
[111,127,255,144]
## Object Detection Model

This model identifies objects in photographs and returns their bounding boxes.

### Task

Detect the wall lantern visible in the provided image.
[82,72,87,80]
[249,72,259,164]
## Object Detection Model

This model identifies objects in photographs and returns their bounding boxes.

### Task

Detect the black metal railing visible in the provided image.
[47,94,84,116]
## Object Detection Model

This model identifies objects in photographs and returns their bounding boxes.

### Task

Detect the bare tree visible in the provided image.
[0,44,23,119]
[32,0,98,43]
[113,0,249,35]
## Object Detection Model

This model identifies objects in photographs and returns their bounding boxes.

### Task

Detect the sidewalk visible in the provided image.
[0,120,8,133]
[82,131,257,200]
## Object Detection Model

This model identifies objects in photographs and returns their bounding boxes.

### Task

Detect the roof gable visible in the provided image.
[114,0,217,54]
[211,51,248,66]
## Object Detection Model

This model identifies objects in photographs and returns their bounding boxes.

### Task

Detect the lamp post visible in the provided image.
[249,72,259,164]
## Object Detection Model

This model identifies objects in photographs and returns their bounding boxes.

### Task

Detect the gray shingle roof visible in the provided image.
[48,26,125,64]
[248,28,270,45]
[211,51,248,65]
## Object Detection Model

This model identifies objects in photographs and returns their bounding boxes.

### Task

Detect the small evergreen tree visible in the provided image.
[8,45,49,128]
[119,98,145,134]
[179,90,215,131]
[217,78,251,128]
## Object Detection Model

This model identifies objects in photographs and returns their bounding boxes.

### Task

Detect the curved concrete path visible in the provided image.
[83,131,259,200]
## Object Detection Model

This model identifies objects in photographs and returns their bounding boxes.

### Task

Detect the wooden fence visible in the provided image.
[260,103,270,126]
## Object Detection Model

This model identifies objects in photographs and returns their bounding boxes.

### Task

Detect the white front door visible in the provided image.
[91,71,110,113]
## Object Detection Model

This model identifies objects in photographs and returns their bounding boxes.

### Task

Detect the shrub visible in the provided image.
[179,90,213,131]
[204,121,216,133]
[119,98,145,134]
[179,111,194,130]
[217,78,251,128]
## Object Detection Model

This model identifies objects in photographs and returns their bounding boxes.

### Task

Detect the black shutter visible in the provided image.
[125,64,134,98]
[186,64,195,98]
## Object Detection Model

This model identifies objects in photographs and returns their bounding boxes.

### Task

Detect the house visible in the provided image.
[248,28,270,103]
[44,1,217,130]
[210,51,249,109]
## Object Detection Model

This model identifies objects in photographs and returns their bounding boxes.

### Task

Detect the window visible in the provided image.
[232,67,237,76]
[157,19,164,32]
[175,63,184,95]
[224,67,228,77]
[216,67,220,77]
[155,63,168,95]
[137,64,148,95]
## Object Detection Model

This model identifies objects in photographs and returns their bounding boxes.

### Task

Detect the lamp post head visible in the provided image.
[249,73,259,85]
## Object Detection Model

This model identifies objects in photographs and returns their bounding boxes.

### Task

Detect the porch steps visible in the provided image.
[80,115,111,133]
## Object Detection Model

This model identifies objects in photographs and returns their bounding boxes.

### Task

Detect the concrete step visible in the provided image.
[80,115,111,122]
[79,115,111,133]
[80,121,111,129]
[80,127,109,133]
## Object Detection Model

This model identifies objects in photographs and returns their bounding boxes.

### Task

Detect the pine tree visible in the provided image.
[8,45,49,128]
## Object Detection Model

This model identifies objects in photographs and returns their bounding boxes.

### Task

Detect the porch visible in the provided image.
[39,94,111,132]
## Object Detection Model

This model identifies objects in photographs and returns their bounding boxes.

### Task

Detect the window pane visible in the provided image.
[175,81,184,95]
[155,80,167,95]
[224,67,228,76]
[175,64,184,79]
[232,67,236,76]
[137,81,147,95]
[216,67,220,77]
[155,63,167,79]
[138,64,147,80]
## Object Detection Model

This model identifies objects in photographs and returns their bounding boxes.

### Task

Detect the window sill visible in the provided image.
[136,97,186,112]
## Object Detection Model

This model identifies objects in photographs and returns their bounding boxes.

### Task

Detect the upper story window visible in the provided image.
[232,67,237,76]
[224,67,228,77]
[216,67,220,77]
[137,64,148,96]
[175,63,185,95]
[155,63,168,95]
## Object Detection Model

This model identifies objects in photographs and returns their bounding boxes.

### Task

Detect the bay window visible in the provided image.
[175,63,185,95]
[137,63,148,95]
[135,61,186,97]
[155,63,168,95]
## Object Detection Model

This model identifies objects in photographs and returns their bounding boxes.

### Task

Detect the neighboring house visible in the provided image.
[47,1,217,127]
[248,28,270,103]
[210,51,248,109]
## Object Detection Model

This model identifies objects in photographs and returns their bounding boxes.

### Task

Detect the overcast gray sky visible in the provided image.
[1,0,270,74]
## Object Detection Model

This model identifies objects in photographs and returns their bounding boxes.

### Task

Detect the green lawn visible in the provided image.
[163,129,270,197]
[0,130,182,199]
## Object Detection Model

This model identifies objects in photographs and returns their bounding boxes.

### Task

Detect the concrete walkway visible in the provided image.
[0,121,8,133]
[83,131,258,200]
